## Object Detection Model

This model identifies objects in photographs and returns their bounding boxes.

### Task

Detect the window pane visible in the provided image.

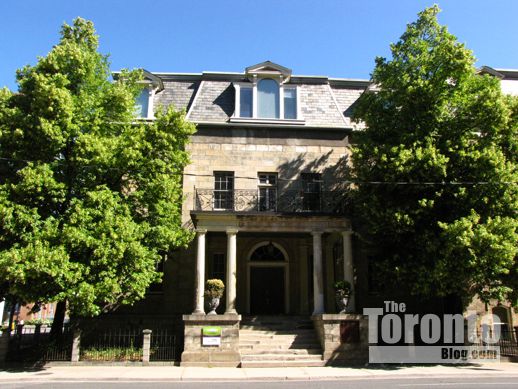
[214,172,234,210]
[258,79,279,119]
[284,88,297,119]
[258,173,278,211]
[240,87,252,118]
[136,89,149,118]
[212,253,225,280]
[301,173,321,211]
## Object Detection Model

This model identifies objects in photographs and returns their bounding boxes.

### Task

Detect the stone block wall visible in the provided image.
[312,313,368,365]
[182,127,351,223]
[181,314,241,367]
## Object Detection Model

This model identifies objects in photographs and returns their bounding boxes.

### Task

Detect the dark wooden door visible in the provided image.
[250,267,285,314]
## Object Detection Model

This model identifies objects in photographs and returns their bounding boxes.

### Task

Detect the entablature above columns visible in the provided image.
[191,212,351,233]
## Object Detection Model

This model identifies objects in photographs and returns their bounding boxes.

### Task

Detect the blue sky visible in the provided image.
[1,0,517,90]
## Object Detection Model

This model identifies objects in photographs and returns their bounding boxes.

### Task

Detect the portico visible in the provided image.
[190,213,355,316]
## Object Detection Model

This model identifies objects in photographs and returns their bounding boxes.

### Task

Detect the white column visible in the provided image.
[342,230,355,312]
[193,229,207,314]
[226,229,238,314]
[312,231,325,315]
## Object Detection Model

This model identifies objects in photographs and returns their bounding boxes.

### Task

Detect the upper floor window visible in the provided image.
[258,79,280,118]
[301,173,322,211]
[240,87,253,118]
[136,89,150,118]
[135,85,157,119]
[214,171,234,210]
[233,80,301,121]
[284,87,297,119]
[258,173,277,212]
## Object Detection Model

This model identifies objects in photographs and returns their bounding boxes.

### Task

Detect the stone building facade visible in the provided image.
[114,62,518,366]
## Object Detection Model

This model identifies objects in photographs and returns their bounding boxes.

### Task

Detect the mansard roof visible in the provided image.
[125,62,518,127]
[146,62,370,129]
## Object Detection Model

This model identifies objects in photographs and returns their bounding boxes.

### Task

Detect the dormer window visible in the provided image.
[129,70,164,120]
[136,88,151,118]
[239,86,253,118]
[283,87,297,119]
[258,79,280,118]
[232,61,303,124]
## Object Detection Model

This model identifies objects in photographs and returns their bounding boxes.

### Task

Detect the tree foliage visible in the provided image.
[351,6,518,305]
[0,18,195,318]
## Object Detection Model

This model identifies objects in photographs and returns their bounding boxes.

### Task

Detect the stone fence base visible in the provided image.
[181,314,241,367]
[312,313,368,365]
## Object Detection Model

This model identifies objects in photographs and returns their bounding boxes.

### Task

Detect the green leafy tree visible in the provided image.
[0,18,195,334]
[351,6,518,306]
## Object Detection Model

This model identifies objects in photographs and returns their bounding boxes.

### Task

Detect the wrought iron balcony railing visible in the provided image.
[193,188,345,214]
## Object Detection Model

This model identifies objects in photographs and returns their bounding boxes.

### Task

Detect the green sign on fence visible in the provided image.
[202,326,222,336]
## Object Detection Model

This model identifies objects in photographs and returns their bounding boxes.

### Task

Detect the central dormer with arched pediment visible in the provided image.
[232,61,302,123]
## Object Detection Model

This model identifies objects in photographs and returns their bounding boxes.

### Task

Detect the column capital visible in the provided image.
[311,231,323,237]
[226,228,239,235]
[341,230,353,237]
[196,228,207,234]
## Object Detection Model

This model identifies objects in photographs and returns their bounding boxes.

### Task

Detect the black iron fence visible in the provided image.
[80,328,143,362]
[6,325,177,363]
[149,328,176,362]
[7,324,72,363]
[470,327,518,357]
[194,188,345,214]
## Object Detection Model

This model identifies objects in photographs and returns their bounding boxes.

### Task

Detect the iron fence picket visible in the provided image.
[149,328,176,361]
[472,328,518,357]
[80,328,143,362]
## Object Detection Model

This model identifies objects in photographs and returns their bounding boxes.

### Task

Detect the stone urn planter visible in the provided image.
[204,279,225,315]
[334,280,352,314]
[207,297,220,315]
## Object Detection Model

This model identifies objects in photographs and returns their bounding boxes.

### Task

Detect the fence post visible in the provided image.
[142,329,152,365]
[34,324,41,346]
[0,331,9,364]
[71,329,81,363]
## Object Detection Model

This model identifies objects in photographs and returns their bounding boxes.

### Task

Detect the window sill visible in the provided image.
[229,117,305,125]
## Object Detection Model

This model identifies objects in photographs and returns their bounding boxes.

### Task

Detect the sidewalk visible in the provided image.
[1,363,518,382]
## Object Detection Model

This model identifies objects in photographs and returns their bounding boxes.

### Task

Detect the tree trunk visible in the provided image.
[50,300,67,338]
[7,302,16,335]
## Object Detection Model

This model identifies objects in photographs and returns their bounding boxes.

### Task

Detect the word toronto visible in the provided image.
[363,301,501,363]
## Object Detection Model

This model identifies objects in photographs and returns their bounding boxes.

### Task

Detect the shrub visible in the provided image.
[334,280,352,297]
[204,279,225,299]
[25,318,52,326]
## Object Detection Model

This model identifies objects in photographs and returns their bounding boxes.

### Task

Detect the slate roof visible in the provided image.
[147,65,371,128]
[153,78,200,113]
[119,63,518,126]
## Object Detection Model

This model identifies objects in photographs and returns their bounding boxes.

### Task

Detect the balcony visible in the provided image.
[193,188,345,214]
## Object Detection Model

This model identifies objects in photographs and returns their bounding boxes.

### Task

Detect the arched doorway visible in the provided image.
[247,242,289,314]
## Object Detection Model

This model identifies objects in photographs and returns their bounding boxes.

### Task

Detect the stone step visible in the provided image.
[239,315,322,367]
[240,360,326,368]
[239,333,317,340]
[238,347,322,355]
[241,316,313,330]
[239,345,321,353]
[239,339,319,346]
[242,315,310,322]
[239,329,315,334]
[241,353,324,362]
[241,321,313,327]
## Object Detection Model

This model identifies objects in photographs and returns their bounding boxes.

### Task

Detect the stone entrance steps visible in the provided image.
[239,316,325,367]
